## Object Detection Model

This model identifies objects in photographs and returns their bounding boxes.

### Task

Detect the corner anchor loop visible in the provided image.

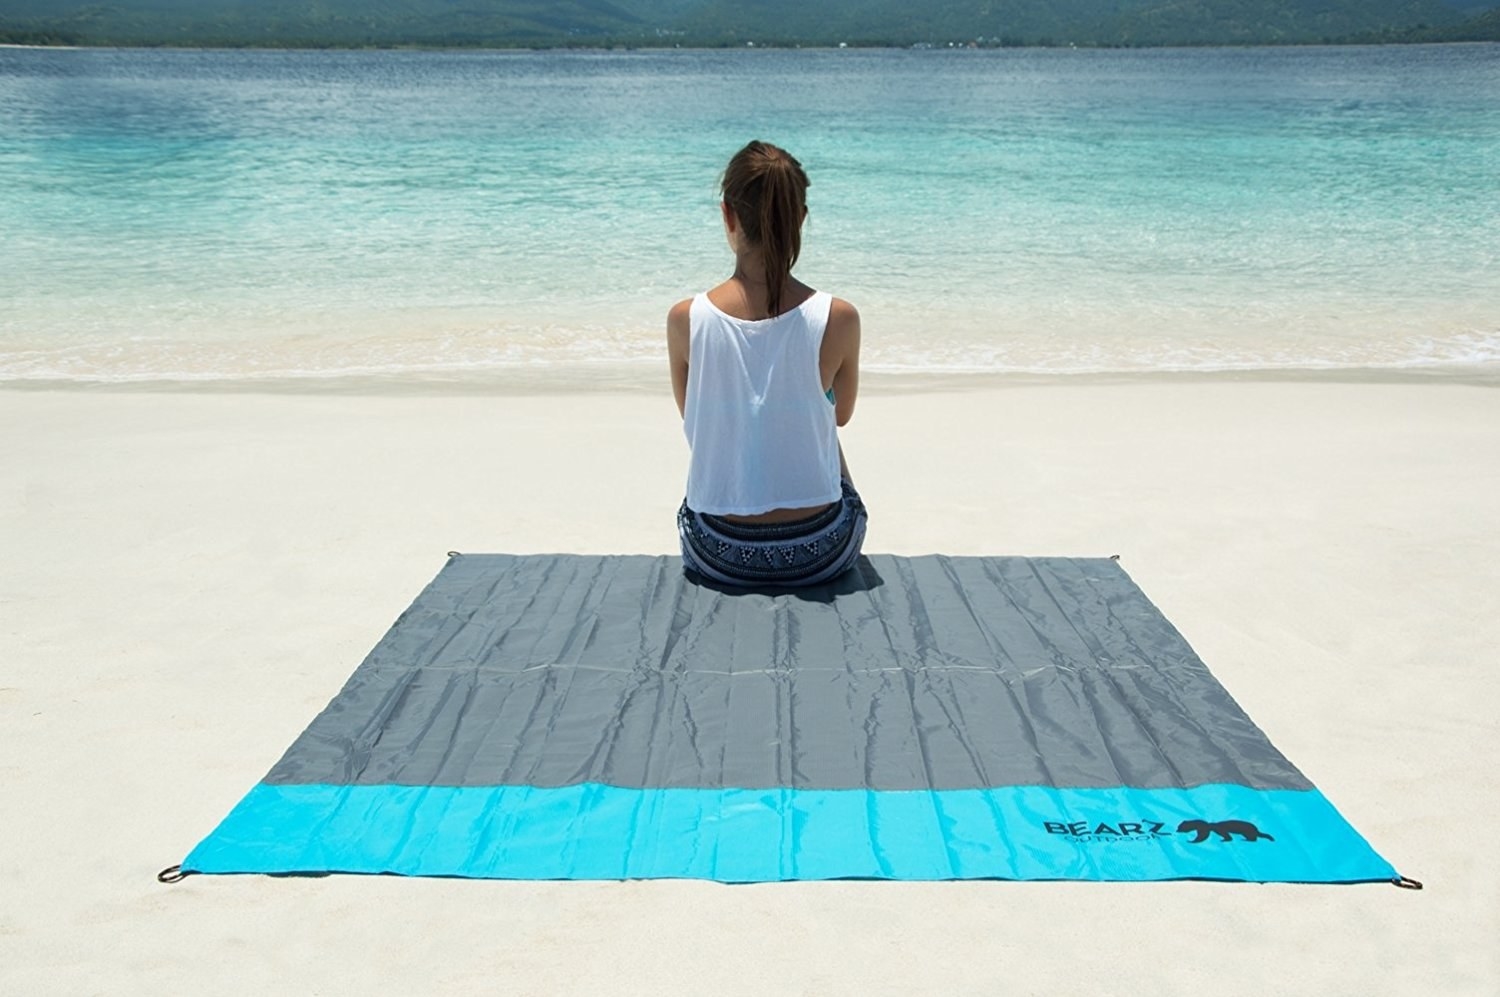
[1392,876,1424,890]
[157,864,188,884]
[446,551,461,558]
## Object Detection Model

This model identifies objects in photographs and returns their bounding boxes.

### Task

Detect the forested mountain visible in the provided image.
[658,0,1477,46]
[1,0,1495,47]
[0,0,647,46]
[1415,5,1500,37]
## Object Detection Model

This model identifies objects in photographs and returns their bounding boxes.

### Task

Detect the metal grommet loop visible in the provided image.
[1109,554,1121,561]
[1393,875,1424,890]
[446,551,461,558]
[157,864,188,884]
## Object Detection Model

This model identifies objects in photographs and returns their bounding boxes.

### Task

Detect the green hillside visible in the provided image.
[1417,5,1500,37]
[0,0,1491,47]
[0,0,646,47]
[1095,0,1467,45]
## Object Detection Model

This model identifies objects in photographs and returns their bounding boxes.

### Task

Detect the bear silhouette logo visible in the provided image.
[1177,819,1274,843]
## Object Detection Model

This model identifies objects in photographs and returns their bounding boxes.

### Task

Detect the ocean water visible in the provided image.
[1,44,1497,383]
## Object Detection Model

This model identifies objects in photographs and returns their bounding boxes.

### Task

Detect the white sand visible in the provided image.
[3,376,1497,995]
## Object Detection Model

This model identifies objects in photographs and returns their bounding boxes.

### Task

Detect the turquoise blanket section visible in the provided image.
[186,781,1395,883]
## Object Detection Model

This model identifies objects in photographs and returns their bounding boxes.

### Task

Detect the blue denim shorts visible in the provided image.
[678,479,868,588]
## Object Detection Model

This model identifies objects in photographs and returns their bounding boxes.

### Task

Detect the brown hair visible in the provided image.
[720,140,810,318]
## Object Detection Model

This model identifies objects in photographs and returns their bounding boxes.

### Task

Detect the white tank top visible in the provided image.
[683,290,841,516]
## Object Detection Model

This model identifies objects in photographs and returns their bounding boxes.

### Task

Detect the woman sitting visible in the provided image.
[667,140,867,588]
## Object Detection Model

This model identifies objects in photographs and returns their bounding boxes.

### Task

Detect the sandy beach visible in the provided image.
[3,374,1497,995]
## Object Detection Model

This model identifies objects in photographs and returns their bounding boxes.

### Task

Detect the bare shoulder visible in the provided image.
[828,296,860,322]
[667,297,694,326]
[825,296,861,348]
[667,297,693,345]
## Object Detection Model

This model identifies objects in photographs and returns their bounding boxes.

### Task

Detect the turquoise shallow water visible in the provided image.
[1,44,1497,382]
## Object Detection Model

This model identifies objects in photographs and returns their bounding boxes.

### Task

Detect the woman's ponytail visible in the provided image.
[721,141,810,318]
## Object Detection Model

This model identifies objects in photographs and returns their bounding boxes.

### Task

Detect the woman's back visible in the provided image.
[683,288,840,518]
[668,140,867,587]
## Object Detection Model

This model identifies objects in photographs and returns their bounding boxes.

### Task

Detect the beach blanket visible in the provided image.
[177,554,1399,883]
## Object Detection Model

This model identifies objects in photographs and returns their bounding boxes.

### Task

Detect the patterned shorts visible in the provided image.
[678,479,868,588]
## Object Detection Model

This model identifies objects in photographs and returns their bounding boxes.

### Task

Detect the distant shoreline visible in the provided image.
[1,39,1497,53]
[3,42,1498,53]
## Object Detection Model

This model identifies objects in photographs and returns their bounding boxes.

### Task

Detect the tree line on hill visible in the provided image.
[2,0,1497,48]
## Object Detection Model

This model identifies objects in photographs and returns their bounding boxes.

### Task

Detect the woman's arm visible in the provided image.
[667,299,692,418]
[823,298,861,427]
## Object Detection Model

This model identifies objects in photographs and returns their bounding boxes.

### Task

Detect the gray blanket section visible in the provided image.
[265,554,1312,792]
